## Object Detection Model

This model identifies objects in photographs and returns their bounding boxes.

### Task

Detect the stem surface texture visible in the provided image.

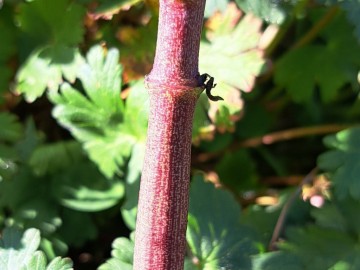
[133,0,206,269]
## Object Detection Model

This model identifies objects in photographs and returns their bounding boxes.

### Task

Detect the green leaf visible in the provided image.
[340,0,360,41]
[186,174,258,269]
[94,0,142,17]
[0,113,22,179]
[123,80,149,140]
[98,258,132,270]
[29,141,83,176]
[0,67,12,100]
[200,12,267,92]
[310,203,348,232]
[318,127,360,200]
[57,208,98,248]
[280,225,360,269]
[77,46,123,113]
[46,257,73,270]
[118,19,157,81]
[216,149,258,192]
[23,251,47,270]
[52,162,125,212]
[121,143,145,230]
[17,0,85,46]
[40,237,68,260]
[275,45,348,103]
[0,227,40,270]
[192,94,214,144]
[0,228,73,270]
[12,199,62,235]
[57,209,97,247]
[240,204,281,246]
[318,0,360,41]
[0,7,16,63]
[50,46,148,179]
[16,118,42,162]
[252,251,304,270]
[199,4,273,132]
[98,233,134,270]
[0,7,16,95]
[15,46,84,102]
[49,45,137,178]
[204,0,229,18]
[58,182,124,212]
[0,112,22,144]
[275,12,360,103]
[235,0,287,24]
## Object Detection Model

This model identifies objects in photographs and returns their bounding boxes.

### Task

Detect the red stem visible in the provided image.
[133,0,206,269]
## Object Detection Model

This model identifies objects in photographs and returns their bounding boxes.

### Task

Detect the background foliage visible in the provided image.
[1,0,360,269]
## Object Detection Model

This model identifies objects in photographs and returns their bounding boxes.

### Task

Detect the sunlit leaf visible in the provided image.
[98,233,134,270]
[93,0,143,19]
[45,256,73,270]
[204,0,229,18]
[49,45,133,178]
[0,227,40,270]
[235,0,287,24]
[199,3,275,132]
[15,47,84,102]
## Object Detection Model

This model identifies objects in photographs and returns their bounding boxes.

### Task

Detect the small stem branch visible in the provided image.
[195,124,353,163]
[239,124,352,148]
[268,168,318,251]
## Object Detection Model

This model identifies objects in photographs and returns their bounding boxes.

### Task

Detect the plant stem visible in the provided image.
[195,124,353,163]
[133,1,206,269]
[268,168,317,251]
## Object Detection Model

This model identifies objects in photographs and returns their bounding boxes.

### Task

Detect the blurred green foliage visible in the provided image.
[0,0,360,269]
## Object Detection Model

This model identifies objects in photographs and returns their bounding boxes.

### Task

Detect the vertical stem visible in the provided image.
[134,90,199,269]
[133,0,206,269]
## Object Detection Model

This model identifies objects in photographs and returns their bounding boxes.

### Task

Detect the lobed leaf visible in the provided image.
[186,174,259,269]
[275,12,360,103]
[318,127,360,200]
[0,227,40,270]
[252,251,304,270]
[15,47,84,102]
[280,225,360,269]
[98,233,134,270]
[49,45,148,179]
[235,0,287,24]
[215,149,258,192]
[199,3,275,133]
[17,0,85,46]
[29,141,83,177]
[204,0,229,18]
[52,162,125,212]
[0,228,71,270]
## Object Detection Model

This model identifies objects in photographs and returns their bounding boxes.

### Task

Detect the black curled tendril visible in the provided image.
[198,73,224,102]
